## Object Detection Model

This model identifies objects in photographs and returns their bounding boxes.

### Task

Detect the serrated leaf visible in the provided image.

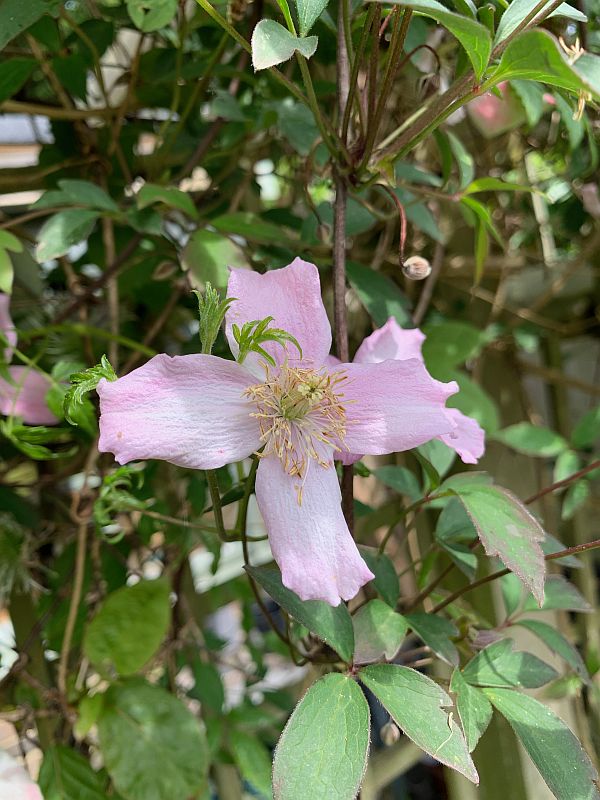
[370,0,491,78]
[246,564,354,662]
[450,669,492,752]
[353,600,407,664]
[462,638,558,688]
[38,746,107,800]
[405,612,460,666]
[251,19,318,71]
[485,688,600,800]
[272,673,370,800]
[515,619,590,684]
[357,546,400,607]
[294,0,329,35]
[453,483,546,605]
[97,679,208,800]
[360,664,478,783]
[493,422,568,457]
[523,575,591,613]
[37,209,99,261]
[84,578,171,674]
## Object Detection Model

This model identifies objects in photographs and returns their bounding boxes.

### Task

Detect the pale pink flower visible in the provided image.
[343,317,485,465]
[97,259,462,605]
[0,293,57,426]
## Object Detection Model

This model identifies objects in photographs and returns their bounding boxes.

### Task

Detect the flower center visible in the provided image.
[245,363,348,499]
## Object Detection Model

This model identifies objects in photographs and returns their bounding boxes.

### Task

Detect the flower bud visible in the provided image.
[380,720,401,746]
[402,255,432,281]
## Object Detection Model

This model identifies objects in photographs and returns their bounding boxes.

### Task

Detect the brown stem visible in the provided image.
[524,459,600,505]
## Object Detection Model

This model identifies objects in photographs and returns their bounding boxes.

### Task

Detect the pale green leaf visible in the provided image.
[127,0,177,32]
[58,179,119,213]
[251,19,318,71]
[84,578,171,675]
[462,638,558,688]
[36,210,99,261]
[495,0,587,45]
[450,669,492,752]
[353,599,407,664]
[523,574,591,613]
[272,673,370,800]
[360,664,478,783]
[493,422,568,457]
[137,183,197,218]
[515,619,590,684]
[182,228,247,289]
[294,0,329,35]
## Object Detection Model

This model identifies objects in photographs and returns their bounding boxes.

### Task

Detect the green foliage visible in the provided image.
[38,745,108,800]
[233,315,303,367]
[462,639,558,688]
[272,674,370,800]
[251,19,318,71]
[83,579,171,675]
[63,355,117,426]
[352,599,407,663]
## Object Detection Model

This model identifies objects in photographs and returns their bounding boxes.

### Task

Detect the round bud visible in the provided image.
[380,720,401,746]
[402,255,432,281]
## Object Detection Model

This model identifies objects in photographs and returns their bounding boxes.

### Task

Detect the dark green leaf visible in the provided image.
[137,183,197,219]
[485,688,600,800]
[572,405,600,449]
[405,612,459,666]
[36,210,99,261]
[374,465,421,501]
[272,673,370,800]
[523,575,591,613]
[515,619,590,684]
[190,661,225,712]
[346,261,411,327]
[462,638,558,688]
[38,745,107,800]
[246,564,354,662]
[358,546,400,607]
[0,0,61,50]
[0,59,36,103]
[230,730,272,799]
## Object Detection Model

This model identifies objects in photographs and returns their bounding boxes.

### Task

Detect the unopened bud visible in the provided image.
[402,255,432,281]
[194,284,234,355]
[380,720,401,746]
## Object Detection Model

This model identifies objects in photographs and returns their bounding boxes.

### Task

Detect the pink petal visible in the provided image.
[0,293,17,361]
[0,367,58,425]
[354,317,425,364]
[439,408,485,464]
[255,456,374,606]
[226,258,332,370]
[97,353,261,469]
[339,359,457,456]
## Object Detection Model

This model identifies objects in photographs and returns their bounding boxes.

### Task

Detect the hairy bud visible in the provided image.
[402,255,432,281]
[194,284,234,355]
[380,720,401,746]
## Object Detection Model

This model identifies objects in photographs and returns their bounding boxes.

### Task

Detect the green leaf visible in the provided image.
[562,480,590,520]
[84,578,171,675]
[374,465,421,501]
[64,355,116,427]
[501,572,523,618]
[357,546,400,607]
[137,183,198,219]
[0,0,61,51]
[422,321,486,374]
[75,693,105,740]
[182,229,246,289]
[493,422,568,457]
[405,612,459,666]
[495,0,587,45]
[453,483,546,605]
[36,209,99,261]
[435,498,478,580]
[447,371,500,433]
[464,177,534,194]
[126,0,178,32]
[515,619,590,684]
[97,679,208,800]
[246,564,354,662]
[38,745,107,800]
[554,449,581,482]
[346,261,411,327]
[417,438,457,478]
[485,688,600,800]
[369,0,491,78]
[211,211,292,244]
[230,730,272,799]
[294,0,329,35]
[523,575,591,613]
[571,405,600,449]
[462,638,558,688]
[492,30,600,101]
[0,232,22,295]
[360,664,478,783]
[272,673,370,800]
[190,661,225,713]
[450,668,493,752]
[542,532,582,568]
[251,19,318,71]
[57,179,119,212]
[0,58,36,103]
[353,599,407,663]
